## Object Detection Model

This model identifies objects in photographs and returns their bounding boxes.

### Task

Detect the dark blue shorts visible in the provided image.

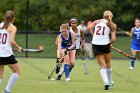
[131,43,140,51]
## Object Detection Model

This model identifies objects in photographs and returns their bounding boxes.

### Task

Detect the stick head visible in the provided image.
[38,45,44,52]
[48,76,51,79]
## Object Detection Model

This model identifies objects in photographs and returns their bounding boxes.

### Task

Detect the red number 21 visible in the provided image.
[96,26,105,35]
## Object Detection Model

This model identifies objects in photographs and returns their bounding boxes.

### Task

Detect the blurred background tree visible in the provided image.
[0,0,140,31]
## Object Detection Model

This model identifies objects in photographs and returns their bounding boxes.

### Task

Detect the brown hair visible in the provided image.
[1,10,15,29]
[103,10,117,31]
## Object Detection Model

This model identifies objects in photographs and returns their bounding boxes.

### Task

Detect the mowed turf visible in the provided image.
[0,58,140,93]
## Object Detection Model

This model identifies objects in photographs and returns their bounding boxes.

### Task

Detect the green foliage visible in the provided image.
[0,0,140,31]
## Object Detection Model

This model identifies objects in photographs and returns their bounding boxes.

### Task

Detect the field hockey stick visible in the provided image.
[112,47,134,59]
[80,48,89,75]
[48,50,69,79]
[117,28,131,36]
[13,46,44,53]
[117,28,127,33]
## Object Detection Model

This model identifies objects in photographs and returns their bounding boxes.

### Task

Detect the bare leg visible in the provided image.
[96,55,109,86]
[0,65,4,87]
[130,50,136,69]
[104,53,113,85]
[4,63,20,92]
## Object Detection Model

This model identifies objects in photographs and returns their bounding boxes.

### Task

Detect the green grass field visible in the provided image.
[0,58,140,93]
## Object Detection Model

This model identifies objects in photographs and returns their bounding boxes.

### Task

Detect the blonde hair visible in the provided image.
[135,18,140,22]
[103,10,113,22]
[103,10,117,31]
[60,24,69,30]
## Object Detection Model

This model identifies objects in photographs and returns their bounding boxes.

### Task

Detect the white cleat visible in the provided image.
[66,77,71,82]
[129,67,134,70]
[109,81,114,89]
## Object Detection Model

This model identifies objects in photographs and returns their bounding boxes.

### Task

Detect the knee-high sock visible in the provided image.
[5,73,19,92]
[131,59,135,67]
[58,65,64,76]
[64,64,70,78]
[106,68,112,84]
[69,66,74,72]
[100,68,109,85]
[0,79,2,87]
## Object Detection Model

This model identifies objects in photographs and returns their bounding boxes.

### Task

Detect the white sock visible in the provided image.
[58,65,64,76]
[0,79,2,87]
[106,68,112,84]
[5,73,19,92]
[100,68,109,85]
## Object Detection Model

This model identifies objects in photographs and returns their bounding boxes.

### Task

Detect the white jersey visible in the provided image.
[70,27,81,49]
[92,19,111,45]
[0,29,13,57]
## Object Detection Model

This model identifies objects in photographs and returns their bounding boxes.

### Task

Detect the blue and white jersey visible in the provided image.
[61,31,76,49]
[131,27,140,51]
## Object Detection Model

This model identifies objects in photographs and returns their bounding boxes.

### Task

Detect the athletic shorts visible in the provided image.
[0,55,17,65]
[93,43,111,56]
[131,43,140,51]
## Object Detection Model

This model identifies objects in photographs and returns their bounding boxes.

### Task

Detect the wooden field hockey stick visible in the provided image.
[112,47,134,59]
[13,46,44,53]
[80,49,89,75]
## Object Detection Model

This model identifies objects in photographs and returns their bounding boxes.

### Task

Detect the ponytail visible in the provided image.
[1,10,15,29]
[103,10,117,31]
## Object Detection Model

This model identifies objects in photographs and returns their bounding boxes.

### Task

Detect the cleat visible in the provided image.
[3,90,10,93]
[129,66,134,70]
[56,75,62,80]
[104,85,109,90]
[66,77,71,82]
[109,81,114,89]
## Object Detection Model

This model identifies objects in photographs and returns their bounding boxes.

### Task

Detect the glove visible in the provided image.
[64,48,70,55]
[56,58,60,64]
[55,58,61,74]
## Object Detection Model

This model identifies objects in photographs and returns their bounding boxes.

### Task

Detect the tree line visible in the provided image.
[0,0,140,31]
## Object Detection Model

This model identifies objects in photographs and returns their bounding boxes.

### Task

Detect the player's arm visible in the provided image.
[69,32,76,50]
[80,30,85,48]
[110,30,116,45]
[87,20,100,36]
[57,36,62,58]
[110,23,117,44]
[55,35,59,45]
[9,26,22,51]
[124,28,133,37]
[129,28,133,37]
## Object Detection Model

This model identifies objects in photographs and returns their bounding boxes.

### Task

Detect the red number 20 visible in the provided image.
[96,26,106,35]
[0,33,7,44]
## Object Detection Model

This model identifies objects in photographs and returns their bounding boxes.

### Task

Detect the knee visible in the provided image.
[70,62,75,68]
[14,70,20,76]
[13,73,20,78]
